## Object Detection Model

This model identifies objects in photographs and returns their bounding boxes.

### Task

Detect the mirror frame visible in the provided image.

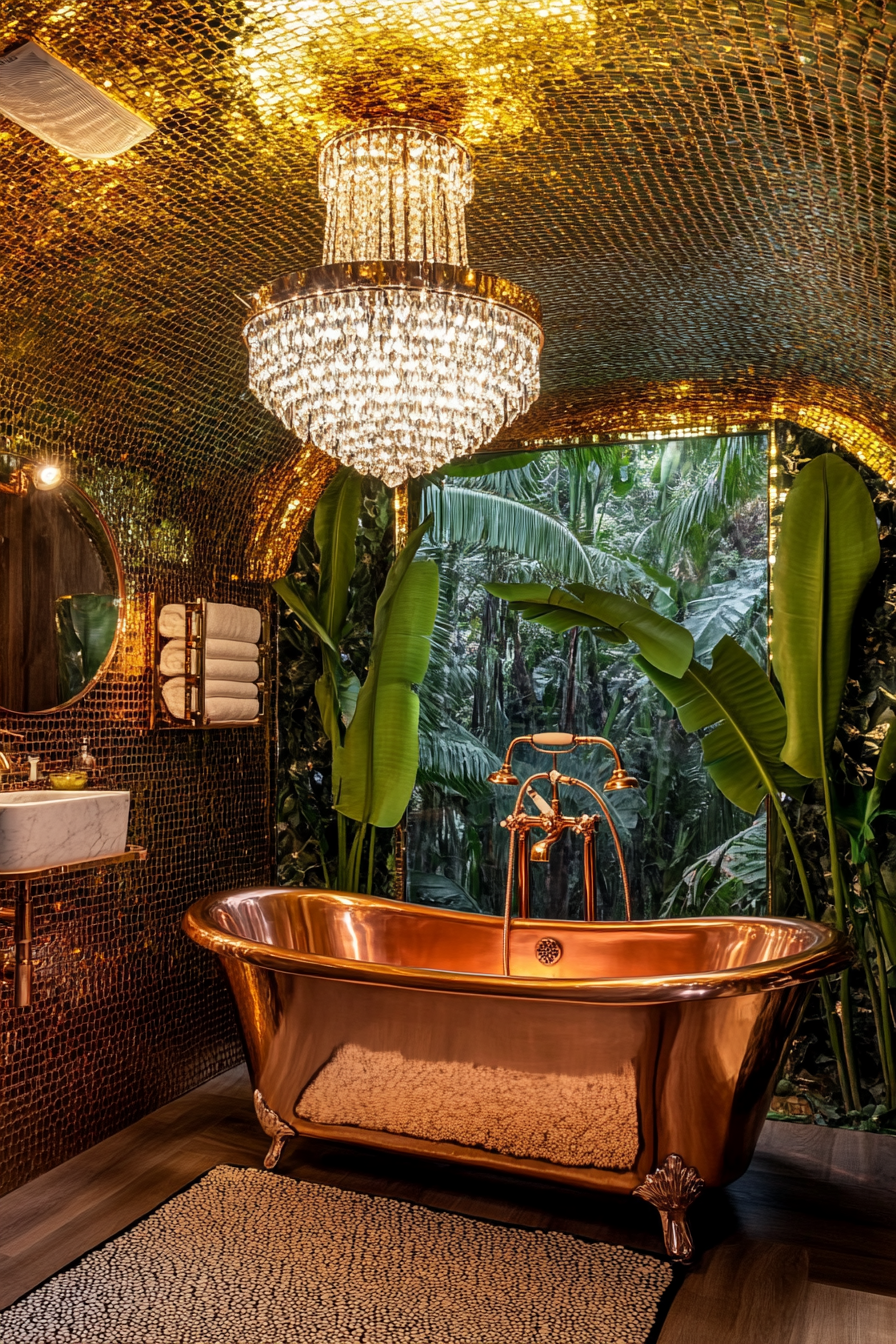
[0,460,127,716]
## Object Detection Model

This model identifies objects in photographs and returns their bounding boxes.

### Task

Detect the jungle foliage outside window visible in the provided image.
[406,434,768,918]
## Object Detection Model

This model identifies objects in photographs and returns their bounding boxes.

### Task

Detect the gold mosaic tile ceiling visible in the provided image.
[2,0,896,497]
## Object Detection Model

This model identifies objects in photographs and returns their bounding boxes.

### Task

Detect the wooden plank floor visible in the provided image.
[1,1064,894,1342]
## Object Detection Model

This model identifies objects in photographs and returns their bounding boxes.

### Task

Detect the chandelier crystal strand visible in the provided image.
[245,121,542,486]
[319,124,473,264]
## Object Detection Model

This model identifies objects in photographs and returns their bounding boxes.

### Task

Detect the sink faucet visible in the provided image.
[0,728,26,780]
[489,732,640,975]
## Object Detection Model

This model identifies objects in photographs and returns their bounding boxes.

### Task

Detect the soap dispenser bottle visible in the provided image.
[74,737,97,783]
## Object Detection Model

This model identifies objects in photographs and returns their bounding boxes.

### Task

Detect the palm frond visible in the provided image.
[423,484,594,582]
[661,817,768,916]
[655,435,766,550]
[683,559,767,662]
[418,720,502,796]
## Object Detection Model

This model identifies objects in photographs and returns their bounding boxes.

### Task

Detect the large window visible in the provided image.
[407,434,769,920]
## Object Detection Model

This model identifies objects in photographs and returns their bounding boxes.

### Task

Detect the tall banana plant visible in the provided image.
[489,451,895,1113]
[274,467,439,894]
[768,453,888,1112]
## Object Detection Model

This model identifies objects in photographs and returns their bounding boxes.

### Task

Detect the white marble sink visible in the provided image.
[0,790,131,872]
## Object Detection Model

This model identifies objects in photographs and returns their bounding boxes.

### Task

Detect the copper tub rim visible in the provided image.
[183,887,852,1005]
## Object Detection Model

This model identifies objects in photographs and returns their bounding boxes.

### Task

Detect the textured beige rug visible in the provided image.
[0,1166,674,1343]
[297,1043,640,1169]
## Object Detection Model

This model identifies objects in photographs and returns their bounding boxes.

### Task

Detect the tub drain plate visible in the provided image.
[535,936,562,966]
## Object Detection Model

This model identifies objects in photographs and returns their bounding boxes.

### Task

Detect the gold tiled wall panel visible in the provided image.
[0,554,274,1196]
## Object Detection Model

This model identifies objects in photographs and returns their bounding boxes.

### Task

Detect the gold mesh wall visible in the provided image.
[3,1,896,1192]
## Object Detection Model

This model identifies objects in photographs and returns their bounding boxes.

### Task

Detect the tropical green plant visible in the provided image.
[483,582,694,677]
[410,434,768,916]
[427,484,594,581]
[769,453,893,1114]
[489,449,896,1118]
[662,819,768,917]
[275,467,438,893]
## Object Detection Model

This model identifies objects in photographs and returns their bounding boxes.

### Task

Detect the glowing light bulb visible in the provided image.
[33,463,63,491]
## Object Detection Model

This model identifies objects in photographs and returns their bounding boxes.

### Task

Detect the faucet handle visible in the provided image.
[531,732,575,747]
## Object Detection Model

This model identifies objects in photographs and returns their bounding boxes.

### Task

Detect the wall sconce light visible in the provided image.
[31,463,64,491]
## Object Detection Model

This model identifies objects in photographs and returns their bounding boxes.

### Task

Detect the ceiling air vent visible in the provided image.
[0,40,154,159]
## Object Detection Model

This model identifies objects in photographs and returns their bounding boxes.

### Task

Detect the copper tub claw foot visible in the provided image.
[633,1154,705,1264]
[253,1089,295,1170]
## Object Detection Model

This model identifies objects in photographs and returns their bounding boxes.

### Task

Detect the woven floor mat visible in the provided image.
[0,1164,675,1343]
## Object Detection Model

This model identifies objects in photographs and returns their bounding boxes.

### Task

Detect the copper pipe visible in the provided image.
[500,757,634,954]
[583,831,596,921]
[501,832,515,976]
[14,879,32,1008]
[517,831,530,919]
[562,777,633,922]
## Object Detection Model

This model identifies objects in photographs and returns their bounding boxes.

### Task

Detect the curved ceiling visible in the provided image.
[2,1,895,550]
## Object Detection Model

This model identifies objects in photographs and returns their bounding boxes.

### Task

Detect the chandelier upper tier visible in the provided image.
[243,122,543,487]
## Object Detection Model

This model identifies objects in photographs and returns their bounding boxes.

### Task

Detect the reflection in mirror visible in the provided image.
[0,454,124,713]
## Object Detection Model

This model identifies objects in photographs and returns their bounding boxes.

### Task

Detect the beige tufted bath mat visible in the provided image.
[297,1043,641,1169]
[0,1165,674,1343]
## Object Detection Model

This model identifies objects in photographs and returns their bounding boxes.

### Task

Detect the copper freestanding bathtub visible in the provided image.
[184,887,850,1261]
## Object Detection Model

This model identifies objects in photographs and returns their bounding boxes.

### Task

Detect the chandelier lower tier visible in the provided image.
[243,122,543,488]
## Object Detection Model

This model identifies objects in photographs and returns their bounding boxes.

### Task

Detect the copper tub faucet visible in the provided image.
[489,732,639,971]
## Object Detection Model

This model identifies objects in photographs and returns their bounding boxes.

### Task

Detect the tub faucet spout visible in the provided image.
[493,732,638,975]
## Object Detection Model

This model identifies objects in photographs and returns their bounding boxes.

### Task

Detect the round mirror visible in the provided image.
[0,454,124,713]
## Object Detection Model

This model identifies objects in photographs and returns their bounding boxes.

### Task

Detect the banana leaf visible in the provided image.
[772,453,880,778]
[314,467,363,736]
[55,594,119,701]
[315,466,362,643]
[272,575,334,651]
[442,450,545,477]
[876,717,896,783]
[485,581,694,677]
[273,574,347,743]
[333,520,439,828]
[635,635,811,814]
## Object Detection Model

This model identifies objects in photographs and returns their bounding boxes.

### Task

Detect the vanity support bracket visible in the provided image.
[14,878,33,1008]
[1,846,147,1009]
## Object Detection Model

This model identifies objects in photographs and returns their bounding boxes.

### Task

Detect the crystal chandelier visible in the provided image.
[242,122,543,487]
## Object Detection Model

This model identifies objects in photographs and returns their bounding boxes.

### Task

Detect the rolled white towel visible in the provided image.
[163,674,258,701]
[204,678,258,700]
[159,645,259,682]
[161,636,259,663]
[162,679,259,723]
[204,696,259,722]
[158,601,261,644]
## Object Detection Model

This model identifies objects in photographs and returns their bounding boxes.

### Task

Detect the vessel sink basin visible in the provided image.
[0,790,131,872]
